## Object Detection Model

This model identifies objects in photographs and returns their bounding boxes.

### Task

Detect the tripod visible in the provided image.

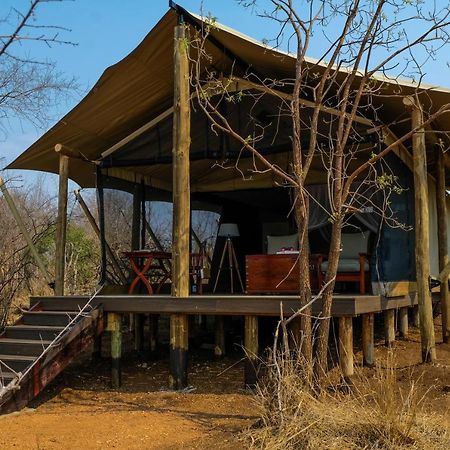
[213,237,244,293]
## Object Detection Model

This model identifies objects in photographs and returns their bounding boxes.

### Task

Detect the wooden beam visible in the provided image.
[244,315,259,387]
[54,143,82,160]
[107,312,122,389]
[33,294,420,316]
[74,189,127,284]
[0,177,53,287]
[54,153,69,296]
[384,309,395,347]
[404,96,436,362]
[100,107,174,159]
[361,313,375,367]
[169,24,191,390]
[338,316,354,383]
[398,307,409,339]
[228,76,372,126]
[214,316,226,358]
[435,146,450,343]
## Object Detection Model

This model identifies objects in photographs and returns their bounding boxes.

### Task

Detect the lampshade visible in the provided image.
[218,223,240,237]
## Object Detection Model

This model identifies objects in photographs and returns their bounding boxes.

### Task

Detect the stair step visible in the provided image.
[22,311,79,326]
[0,354,36,372]
[0,338,54,356]
[4,325,65,341]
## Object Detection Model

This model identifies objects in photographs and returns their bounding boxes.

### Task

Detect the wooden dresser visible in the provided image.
[246,254,318,294]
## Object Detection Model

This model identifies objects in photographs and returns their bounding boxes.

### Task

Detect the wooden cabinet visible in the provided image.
[245,254,317,294]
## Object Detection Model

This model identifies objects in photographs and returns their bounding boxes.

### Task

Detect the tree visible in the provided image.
[190,0,450,380]
[0,0,76,135]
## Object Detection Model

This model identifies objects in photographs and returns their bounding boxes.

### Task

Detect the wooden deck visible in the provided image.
[32,293,418,317]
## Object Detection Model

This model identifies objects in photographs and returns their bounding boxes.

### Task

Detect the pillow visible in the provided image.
[341,231,370,259]
[267,233,298,254]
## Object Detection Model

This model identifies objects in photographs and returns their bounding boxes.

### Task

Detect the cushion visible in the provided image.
[321,258,369,273]
[267,233,298,254]
[340,231,370,259]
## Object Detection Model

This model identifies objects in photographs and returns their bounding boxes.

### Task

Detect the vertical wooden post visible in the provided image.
[361,313,375,367]
[148,314,159,356]
[54,152,69,296]
[403,96,436,362]
[131,187,142,252]
[74,189,127,284]
[435,146,450,343]
[96,168,107,285]
[399,307,409,339]
[413,305,420,327]
[338,316,354,383]
[214,316,226,358]
[108,312,122,388]
[244,315,259,387]
[169,22,191,390]
[384,309,395,347]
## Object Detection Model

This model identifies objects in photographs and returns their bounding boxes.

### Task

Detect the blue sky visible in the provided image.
[1,0,449,190]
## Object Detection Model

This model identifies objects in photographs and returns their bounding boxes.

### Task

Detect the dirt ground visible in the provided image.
[0,319,450,450]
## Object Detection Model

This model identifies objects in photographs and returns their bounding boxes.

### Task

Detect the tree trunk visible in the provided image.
[314,217,343,380]
[292,189,312,363]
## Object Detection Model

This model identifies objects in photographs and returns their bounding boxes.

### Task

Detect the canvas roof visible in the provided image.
[7,4,450,192]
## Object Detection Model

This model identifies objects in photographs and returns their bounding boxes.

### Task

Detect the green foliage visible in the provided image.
[377,173,404,194]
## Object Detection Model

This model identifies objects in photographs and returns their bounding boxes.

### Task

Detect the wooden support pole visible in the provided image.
[403,96,436,362]
[108,312,122,388]
[338,316,354,383]
[131,187,142,252]
[413,305,420,327]
[54,153,69,296]
[361,313,375,367]
[74,190,127,284]
[244,315,259,387]
[384,309,396,347]
[148,314,159,356]
[169,23,191,390]
[214,316,226,358]
[0,177,53,287]
[134,313,144,352]
[399,307,409,339]
[435,146,450,343]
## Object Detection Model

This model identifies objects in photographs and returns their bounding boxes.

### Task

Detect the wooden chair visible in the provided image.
[316,231,371,294]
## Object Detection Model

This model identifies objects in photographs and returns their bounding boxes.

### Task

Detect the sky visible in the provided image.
[1,0,450,191]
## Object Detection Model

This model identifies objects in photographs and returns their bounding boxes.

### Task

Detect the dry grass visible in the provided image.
[244,347,450,449]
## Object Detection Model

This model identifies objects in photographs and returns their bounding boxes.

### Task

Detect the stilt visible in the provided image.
[338,316,354,383]
[244,315,259,387]
[92,334,102,360]
[169,314,188,389]
[435,146,450,343]
[169,23,191,389]
[55,151,69,296]
[361,313,375,367]
[214,316,226,358]
[403,96,436,362]
[384,309,395,347]
[148,314,159,356]
[399,307,409,339]
[134,314,144,352]
[413,305,420,328]
[109,312,122,389]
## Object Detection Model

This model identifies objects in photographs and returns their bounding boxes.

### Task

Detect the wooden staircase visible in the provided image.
[0,301,103,414]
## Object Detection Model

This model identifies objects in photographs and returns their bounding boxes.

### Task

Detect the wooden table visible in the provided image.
[123,251,172,295]
[245,253,319,294]
[123,250,205,295]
